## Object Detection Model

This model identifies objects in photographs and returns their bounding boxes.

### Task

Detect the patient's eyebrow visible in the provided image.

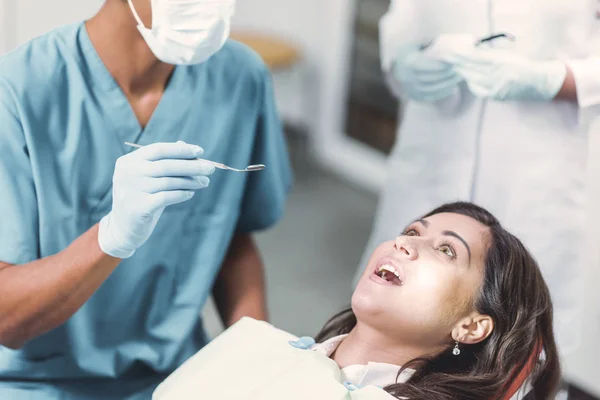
[442,230,471,263]
[417,219,430,228]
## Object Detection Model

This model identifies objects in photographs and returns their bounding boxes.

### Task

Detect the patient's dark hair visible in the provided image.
[315,202,560,399]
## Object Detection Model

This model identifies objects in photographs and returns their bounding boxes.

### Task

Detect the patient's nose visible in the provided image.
[394,236,418,260]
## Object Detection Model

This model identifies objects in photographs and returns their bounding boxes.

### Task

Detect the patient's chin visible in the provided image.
[351,288,388,320]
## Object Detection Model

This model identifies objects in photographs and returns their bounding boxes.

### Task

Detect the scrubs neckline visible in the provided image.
[75,22,195,146]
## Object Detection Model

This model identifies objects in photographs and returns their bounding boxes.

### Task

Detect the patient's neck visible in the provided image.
[331,323,433,369]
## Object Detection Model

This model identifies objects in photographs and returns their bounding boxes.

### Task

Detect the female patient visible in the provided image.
[312,201,560,399]
[156,202,560,399]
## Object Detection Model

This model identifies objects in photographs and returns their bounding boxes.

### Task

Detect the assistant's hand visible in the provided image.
[393,42,463,103]
[446,47,567,101]
[391,34,484,103]
[98,141,215,259]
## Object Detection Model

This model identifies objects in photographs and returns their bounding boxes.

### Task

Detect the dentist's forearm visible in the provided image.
[0,224,121,349]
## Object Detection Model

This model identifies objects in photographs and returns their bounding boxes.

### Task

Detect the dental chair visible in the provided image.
[503,341,543,400]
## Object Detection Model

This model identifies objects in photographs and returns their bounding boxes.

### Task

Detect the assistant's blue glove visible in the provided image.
[393,42,463,103]
[98,141,215,259]
[446,47,567,101]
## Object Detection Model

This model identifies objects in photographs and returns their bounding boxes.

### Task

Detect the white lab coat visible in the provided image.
[360,0,600,359]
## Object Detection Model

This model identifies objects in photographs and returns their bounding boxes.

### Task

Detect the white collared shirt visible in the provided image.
[310,334,415,388]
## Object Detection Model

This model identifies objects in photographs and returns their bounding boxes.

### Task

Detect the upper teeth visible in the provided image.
[378,264,400,279]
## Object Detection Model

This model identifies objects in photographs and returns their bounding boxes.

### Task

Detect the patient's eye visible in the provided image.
[438,244,456,259]
[404,228,419,237]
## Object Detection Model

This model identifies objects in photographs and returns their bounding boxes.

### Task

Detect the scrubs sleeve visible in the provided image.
[236,68,293,233]
[0,78,39,264]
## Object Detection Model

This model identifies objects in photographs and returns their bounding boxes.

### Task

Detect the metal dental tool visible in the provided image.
[124,142,266,173]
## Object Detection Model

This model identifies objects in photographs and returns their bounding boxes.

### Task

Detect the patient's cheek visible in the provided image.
[409,268,465,313]
[414,267,454,291]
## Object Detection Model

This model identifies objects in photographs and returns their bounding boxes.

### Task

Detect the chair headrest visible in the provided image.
[501,340,543,400]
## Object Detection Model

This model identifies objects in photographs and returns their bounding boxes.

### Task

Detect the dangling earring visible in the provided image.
[453,341,461,356]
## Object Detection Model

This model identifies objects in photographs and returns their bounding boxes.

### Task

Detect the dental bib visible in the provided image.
[152,317,396,400]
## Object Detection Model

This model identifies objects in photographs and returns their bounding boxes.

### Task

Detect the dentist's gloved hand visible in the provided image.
[98,141,215,259]
[446,47,567,101]
[393,39,464,103]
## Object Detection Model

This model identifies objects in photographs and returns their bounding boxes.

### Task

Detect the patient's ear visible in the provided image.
[451,312,494,345]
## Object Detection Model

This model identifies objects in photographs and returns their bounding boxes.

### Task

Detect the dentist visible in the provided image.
[0,0,292,398]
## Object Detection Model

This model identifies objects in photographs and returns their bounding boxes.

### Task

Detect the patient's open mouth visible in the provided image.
[372,264,403,286]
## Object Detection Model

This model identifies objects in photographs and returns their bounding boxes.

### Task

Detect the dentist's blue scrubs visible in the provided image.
[0,22,292,399]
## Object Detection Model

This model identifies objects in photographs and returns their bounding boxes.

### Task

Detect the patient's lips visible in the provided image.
[370,257,404,286]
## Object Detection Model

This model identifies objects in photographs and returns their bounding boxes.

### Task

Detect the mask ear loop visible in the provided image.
[127,0,146,28]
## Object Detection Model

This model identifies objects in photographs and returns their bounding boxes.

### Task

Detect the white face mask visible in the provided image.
[127,0,236,65]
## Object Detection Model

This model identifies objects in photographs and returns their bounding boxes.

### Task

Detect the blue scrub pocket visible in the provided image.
[160,193,237,236]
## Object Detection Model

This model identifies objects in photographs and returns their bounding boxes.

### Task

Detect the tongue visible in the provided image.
[382,271,401,285]
[382,271,395,282]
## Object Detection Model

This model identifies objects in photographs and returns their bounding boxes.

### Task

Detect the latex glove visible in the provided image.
[98,141,215,259]
[393,40,464,103]
[446,47,567,101]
